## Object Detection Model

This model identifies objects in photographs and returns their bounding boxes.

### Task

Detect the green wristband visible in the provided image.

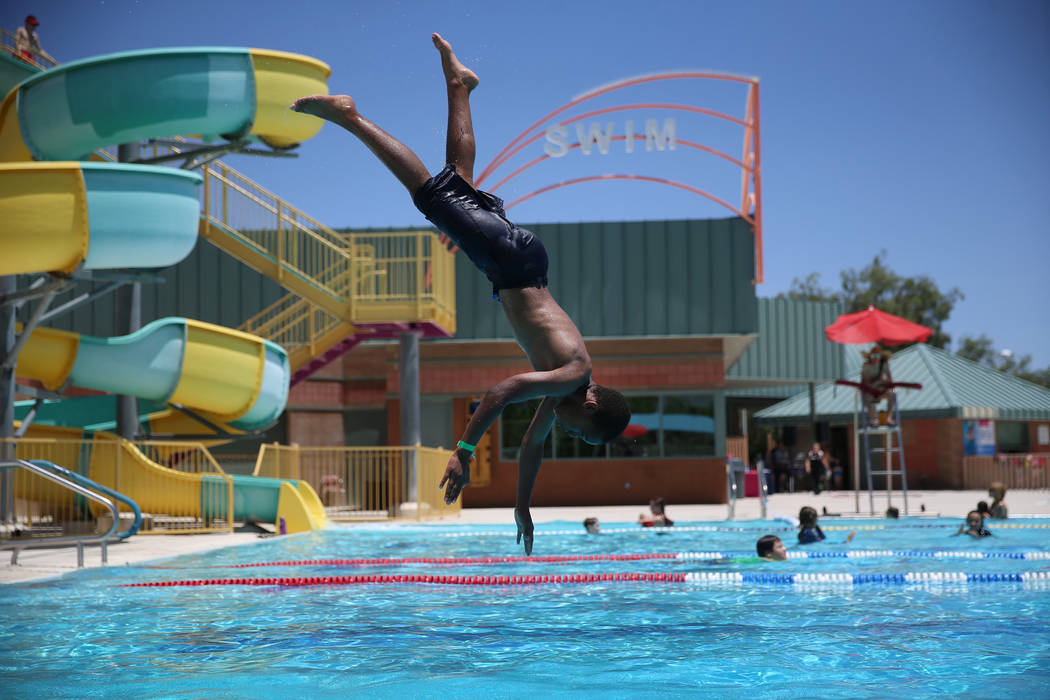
[456,440,476,453]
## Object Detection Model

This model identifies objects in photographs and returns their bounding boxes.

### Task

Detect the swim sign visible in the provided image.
[544,118,677,157]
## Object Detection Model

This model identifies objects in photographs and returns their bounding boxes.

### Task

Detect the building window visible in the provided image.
[499,399,552,461]
[662,395,715,456]
[500,393,716,461]
[996,421,1029,454]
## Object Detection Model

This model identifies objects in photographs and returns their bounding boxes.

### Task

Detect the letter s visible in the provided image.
[544,125,569,158]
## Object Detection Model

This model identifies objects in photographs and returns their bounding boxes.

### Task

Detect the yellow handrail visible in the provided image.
[0,28,57,69]
[95,138,456,378]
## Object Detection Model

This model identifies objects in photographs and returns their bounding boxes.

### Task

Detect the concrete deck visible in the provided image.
[2,489,1047,585]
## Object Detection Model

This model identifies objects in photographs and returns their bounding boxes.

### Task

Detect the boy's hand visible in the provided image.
[515,507,534,555]
[439,451,471,505]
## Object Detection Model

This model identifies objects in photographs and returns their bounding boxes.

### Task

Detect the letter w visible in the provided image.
[575,122,615,155]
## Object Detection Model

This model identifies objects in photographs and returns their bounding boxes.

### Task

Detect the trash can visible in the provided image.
[744,470,758,497]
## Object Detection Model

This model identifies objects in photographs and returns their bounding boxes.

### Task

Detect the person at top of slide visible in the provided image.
[291,34,630,555]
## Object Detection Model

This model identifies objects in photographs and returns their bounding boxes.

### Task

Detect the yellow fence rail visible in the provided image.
[0,28,57,70]
[95,139,456,377]
[197,158,455,329]
[1,438,234,536]
[253,444,459,521]
[962,453,1050,491]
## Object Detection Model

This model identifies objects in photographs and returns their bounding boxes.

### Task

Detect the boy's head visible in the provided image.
[988,482,1006,500]
[756,534,787,561]
[885,506,900,519]
[798,506,818,528]
[976,500,990,515]
[583,517,600,534]
[965,510,984,530]
[649,497,666,515]
[555,383,631,445]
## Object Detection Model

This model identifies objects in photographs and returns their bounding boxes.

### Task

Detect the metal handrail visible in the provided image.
[0,459,122,567]
[29,460,142,539]
[727,458,769,520]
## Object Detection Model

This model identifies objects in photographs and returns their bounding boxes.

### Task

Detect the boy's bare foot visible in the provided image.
[289,94,357,124]
[432,33,479,91]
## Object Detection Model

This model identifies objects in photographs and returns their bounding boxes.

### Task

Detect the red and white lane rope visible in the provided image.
[122,571,1050,588]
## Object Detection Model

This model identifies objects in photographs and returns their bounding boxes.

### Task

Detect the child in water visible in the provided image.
[638,497,674,527]
[798,506,855,545]
[954,510,992,538]
[756,534,788,561]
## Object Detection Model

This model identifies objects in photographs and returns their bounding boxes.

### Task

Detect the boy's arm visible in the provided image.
[440,366,585,505]
[513,397,558,555]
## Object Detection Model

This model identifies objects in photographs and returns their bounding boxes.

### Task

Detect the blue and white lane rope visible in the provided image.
[684,571,1050,586]
[437,522,1050,537]
[678,550,1050,560]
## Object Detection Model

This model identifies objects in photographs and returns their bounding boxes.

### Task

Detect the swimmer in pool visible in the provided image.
[291,34,630,555]
[756,534,788,561]
[954,510,992,538]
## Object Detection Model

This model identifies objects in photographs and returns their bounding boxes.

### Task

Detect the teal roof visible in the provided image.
[754,343,1050,425]
[728,297,846,385]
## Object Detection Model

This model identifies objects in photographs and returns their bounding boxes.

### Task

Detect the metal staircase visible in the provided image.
[197,161,456,349]
[108,139,457,382]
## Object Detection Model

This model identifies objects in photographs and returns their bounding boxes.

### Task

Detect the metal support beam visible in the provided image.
[0,276,15,524]
[399,332,422,508]
[115,143,141,440]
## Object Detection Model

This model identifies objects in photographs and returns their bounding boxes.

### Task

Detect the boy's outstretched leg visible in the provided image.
[290,94,432,196]
[432,33,479,186]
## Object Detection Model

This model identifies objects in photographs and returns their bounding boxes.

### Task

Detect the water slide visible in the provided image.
[1,47,332,532]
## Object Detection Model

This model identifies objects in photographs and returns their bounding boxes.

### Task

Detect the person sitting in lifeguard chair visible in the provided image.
[860,343,896,427]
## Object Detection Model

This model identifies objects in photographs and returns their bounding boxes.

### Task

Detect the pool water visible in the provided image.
[2,517,1049,698]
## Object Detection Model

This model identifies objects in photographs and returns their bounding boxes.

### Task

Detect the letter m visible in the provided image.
[644,118,677,152]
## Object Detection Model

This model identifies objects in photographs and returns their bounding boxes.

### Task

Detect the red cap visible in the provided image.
[26,15,39,25]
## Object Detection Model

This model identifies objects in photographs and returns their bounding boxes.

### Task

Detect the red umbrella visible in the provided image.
[621,424,649,439]
[824,305,933,345]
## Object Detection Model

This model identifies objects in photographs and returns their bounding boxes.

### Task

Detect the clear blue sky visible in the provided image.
[13,0,1050,367]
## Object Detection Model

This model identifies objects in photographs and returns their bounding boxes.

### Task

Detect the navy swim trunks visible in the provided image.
[413,164,548,297]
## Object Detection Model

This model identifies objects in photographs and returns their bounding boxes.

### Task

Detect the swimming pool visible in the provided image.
[2,517,1049,698]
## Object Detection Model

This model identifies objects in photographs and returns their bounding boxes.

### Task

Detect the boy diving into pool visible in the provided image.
[291,33,630,555]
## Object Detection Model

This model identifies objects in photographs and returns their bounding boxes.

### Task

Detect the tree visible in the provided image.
[781,251,963,348]
[956,334,1050,388]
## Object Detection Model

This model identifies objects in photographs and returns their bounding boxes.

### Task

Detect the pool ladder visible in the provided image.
[0,459,142,567]
[727,457,768,520]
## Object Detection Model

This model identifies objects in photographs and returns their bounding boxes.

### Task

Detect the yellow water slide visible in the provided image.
[3,47,333,531]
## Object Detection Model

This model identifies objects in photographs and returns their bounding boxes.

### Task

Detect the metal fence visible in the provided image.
[962,453,1050,490]
[1,438,234,537]
[253,444,460,521]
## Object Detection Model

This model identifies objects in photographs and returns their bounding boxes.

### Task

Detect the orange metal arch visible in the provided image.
[504,174,750,225]
[476,71,763,283]
[478,102,750,189]
[477,71,756,186]
[488,135,745,194]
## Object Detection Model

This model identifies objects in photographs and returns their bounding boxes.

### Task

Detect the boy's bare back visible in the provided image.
[498,287,590,382]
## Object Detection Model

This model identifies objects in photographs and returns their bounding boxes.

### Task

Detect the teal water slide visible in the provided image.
[4,46,332,530]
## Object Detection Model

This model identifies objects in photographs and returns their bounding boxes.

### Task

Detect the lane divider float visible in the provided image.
[123,570,1050,588]
[436,522,1050,537]
[216,549,1050,569]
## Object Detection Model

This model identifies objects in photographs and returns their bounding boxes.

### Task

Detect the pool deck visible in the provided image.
[2,489,1048,585]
